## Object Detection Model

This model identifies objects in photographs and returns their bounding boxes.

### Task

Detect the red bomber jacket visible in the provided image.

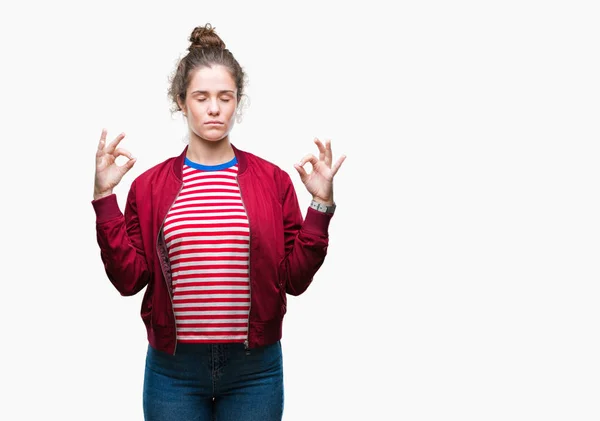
[92,144,333,355]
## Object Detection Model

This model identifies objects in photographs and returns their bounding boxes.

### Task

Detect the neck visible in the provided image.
[186,134,235,165]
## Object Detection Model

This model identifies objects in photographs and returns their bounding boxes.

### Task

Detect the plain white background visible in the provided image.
[1,0,599,419]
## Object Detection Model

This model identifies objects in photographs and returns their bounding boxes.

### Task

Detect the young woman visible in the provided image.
[91,23,345,420]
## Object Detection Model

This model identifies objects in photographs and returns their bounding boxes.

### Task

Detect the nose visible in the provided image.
[208,98,220,116]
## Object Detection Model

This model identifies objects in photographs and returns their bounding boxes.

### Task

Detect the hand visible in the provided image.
[94,128,136,200]
[294,138,346,205]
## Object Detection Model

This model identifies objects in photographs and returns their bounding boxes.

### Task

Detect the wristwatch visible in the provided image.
[310,199,336,214]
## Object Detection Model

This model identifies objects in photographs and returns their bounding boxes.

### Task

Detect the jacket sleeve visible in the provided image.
[278,169,333,296]
[91,181,151,296]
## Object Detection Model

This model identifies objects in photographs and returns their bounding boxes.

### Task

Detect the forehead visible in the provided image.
[188,65,236,93]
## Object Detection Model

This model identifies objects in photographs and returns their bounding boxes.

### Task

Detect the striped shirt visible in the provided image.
[163,156,250,343]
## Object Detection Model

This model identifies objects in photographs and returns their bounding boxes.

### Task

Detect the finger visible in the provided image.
[114,147,134,160]
[313,138,326,163]
[96,129,108,162]
[293,163,308,183]
[97,128,107,153]
[331,154,347,177]
[324,138,333,167]
[105,132,126,154]
[298,153,319,169]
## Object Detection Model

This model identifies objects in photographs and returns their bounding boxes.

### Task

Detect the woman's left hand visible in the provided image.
[294,138,346,205]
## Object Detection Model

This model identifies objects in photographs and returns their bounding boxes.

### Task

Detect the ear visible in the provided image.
[177,98,187,116]
[237,94,250,111]
[237,93,246,105]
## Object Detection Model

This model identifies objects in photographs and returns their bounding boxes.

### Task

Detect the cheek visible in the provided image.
[228,110,237,122]
[225,105,237,121]
[191,102,206,115]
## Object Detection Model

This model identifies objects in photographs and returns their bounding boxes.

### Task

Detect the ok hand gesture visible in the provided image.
[294,138,346,206]
[94,129,137,200]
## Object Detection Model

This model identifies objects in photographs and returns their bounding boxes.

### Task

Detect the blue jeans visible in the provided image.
[143,341,284,421]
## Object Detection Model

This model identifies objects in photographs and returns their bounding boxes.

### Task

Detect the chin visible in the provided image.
[195,131,229,142]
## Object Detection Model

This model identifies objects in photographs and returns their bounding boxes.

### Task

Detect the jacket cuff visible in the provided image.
[304,207,333,234]
[91,194,123,223]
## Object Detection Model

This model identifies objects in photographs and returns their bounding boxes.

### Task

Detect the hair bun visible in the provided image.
[188,23,226,51]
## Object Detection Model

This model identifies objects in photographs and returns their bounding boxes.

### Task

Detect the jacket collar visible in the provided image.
[171,142,248,181]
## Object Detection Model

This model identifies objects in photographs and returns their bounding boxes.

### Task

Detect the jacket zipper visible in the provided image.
[236,174,252,350]
[156,181,184,356]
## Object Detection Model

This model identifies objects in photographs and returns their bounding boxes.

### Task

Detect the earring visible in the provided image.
[235,111,243,124]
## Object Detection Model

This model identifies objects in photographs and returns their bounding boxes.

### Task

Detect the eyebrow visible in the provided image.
[191,90,236,95]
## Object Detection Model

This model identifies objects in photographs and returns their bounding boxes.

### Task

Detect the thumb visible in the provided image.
[120,157,137,174]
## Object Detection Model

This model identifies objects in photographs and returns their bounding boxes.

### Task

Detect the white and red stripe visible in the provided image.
[163,162,250,343]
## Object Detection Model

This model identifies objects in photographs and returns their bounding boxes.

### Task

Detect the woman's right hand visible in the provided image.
[94,128,137,200]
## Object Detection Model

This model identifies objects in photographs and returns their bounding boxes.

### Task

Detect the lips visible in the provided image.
[205,121,224,125]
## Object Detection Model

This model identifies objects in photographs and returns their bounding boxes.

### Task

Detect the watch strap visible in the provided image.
[310,199,336,214]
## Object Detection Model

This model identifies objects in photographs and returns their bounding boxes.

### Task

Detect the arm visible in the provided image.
[283,137,346,295]
[92,181,150,296]
[278,170,333,296]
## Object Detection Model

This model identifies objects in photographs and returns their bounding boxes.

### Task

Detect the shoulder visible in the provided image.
[236,146,296,201]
